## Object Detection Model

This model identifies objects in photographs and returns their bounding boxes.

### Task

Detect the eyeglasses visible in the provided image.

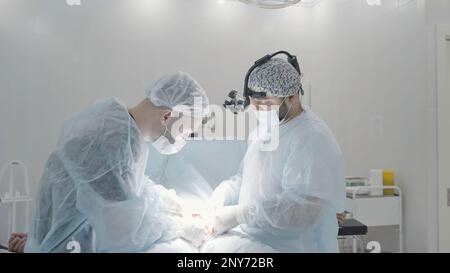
[247,89,268,100]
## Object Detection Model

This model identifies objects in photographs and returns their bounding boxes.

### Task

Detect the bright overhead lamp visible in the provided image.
[239,0,302,9]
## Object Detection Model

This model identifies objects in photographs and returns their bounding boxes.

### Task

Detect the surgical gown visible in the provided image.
[204,108,346,253]
[25,98,179,253]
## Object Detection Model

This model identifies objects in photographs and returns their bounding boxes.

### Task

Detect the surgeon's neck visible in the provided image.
[283,96,304,124]
[128,99,163,142]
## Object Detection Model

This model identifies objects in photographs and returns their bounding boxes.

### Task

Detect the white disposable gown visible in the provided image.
[203,108,346,253]
[25,98,180,253]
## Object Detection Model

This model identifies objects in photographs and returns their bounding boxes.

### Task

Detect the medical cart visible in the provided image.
[345,186,403,253]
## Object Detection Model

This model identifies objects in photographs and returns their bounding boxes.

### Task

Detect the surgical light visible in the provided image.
[239,0,302,9]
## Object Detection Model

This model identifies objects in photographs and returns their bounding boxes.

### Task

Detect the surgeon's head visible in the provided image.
[248,58,303,124]
[130,71,209,155]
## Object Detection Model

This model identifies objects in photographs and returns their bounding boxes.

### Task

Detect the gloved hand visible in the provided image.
[212,205,256,235]
[177,216,212,248]
[159,189,185,215]
[210,185,228,209]
[212,206,241,235]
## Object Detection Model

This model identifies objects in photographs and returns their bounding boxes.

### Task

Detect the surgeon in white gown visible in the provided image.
[203,58,346,253]
[21,72,211,253]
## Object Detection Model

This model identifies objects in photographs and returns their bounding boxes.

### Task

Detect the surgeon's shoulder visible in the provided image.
[292,111,343,158]
[57,98,133,161]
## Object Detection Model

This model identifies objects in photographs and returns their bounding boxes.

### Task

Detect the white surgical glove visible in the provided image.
[210,185,228,209]
[213,205,255,235]
[159,188,184,215]
[177,216,212,248]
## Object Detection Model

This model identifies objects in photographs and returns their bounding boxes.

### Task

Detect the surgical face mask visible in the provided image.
[255,97,293,128]
[256,109,280,129]
[152,123,188,155]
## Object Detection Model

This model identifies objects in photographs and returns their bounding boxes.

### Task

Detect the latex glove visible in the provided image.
[159,189,184,215]
[8,233,27,253]
[212,206,241,235]
[178,216,212,248]
[210,185,228,209]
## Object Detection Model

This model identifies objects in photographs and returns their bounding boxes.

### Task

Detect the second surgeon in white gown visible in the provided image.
[204,58,346,253]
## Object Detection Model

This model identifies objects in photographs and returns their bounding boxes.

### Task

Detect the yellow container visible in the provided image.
[383,171,395,196]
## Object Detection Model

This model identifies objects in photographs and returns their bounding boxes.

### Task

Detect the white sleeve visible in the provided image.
[238,135,344,232]
[76,170,182,252]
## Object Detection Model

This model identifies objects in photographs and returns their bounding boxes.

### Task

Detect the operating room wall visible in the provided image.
[424,0,450,253]
[304,0,430,252]
[0,0,441,252]
[0,0,314,243]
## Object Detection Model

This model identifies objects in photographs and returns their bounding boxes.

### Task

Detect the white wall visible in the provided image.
[0,0,447,252]
[304,0,430,252]
[425,0,450,253]
[305,0,449,253]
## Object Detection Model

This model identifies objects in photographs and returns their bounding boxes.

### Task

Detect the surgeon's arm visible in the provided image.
[211,174,242,208]
[212,194,326,235]
[237,192,327,232]
[142,176,184,216]
[75,167,173,252]
[137,176,211,246]
[238,137,342,232]
[211,159,244,208]
[212,185,327,235]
